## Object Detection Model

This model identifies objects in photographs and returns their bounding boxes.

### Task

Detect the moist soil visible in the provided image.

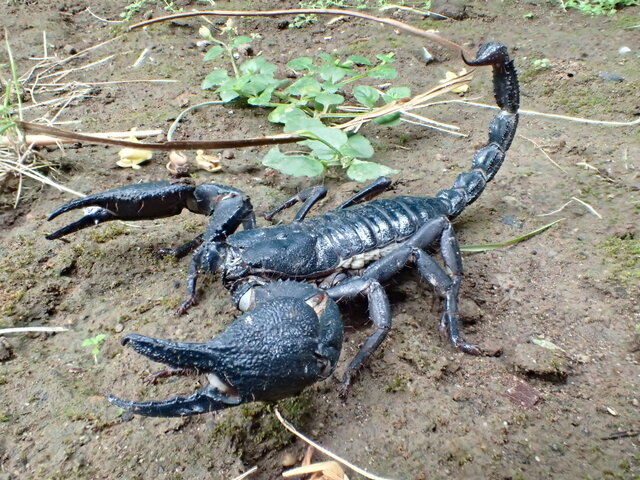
[1,2,639,479]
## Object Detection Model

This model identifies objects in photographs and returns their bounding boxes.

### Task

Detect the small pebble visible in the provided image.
[281,452,297,467]
[420,47,435,65]
[501,215,524,229]
[222,149,235,159]
[0,337,14,361]
[598,72,624,83]
[618,46,631,55]
[115,323,124,333]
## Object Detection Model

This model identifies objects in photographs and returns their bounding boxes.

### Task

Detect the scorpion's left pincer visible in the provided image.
[109,293,343,417]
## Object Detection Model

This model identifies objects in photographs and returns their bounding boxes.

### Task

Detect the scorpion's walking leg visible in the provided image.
[263,186,328,221]
[326,216,473,395]
[179,191,256,314]
[264,176,392,222]
[337,176,393,209]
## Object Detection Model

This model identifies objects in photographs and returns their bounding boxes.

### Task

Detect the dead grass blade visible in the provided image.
[460,219,563,253]
[275,409,395,480]
[129,9,469,56]
[0,326,69,335]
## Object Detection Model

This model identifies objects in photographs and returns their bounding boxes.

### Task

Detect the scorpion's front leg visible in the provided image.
[109,292,343,417]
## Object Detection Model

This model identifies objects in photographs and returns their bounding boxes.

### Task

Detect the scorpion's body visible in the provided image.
[45,42,520,416]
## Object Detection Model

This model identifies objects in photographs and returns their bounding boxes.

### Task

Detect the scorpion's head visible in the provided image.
[226,226,321,279]
[108,291,343,417]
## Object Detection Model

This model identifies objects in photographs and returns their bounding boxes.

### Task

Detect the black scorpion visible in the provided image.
[46,42,519,417]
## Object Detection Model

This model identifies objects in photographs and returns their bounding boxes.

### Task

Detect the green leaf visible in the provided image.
[383,86,411,102]
[373,112,401,126]
[237,74,282,97]
[320,82,340,94]
[240,57,277,75]
[299,126,348,152]
[347,55,372,66]
[263,147,325,177]
[368,65,398,80]
[229,35,252,48]
[353,85,380,108]
[287,76,323,98]
[201,69,229,90]
[315,92,344,109]
[218,88,239,102]
[248,86,276,106]
[347,160,398,182]
[341,134,374,159]
[268,104,301,124]
[532,338,564,351]
[283,111,324,133]
[288,56,314,70]
[376,52,396,63]
[203,45,224,61]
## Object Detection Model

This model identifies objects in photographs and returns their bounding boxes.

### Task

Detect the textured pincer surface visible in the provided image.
[109,294,343,416]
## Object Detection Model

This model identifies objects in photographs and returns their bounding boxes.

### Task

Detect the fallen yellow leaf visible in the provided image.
[440,68,470,94]
[195,149,222,172]
[117,135,153,169]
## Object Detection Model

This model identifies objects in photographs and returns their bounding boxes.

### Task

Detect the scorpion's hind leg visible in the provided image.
[109,292,343,417]
[326,216,480,395]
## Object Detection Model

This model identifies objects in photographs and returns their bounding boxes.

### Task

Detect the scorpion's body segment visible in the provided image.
[45,42,520,416]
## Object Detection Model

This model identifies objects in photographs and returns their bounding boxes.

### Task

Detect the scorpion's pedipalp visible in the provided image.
[46,181,199,240]
[121,334,219,371]
[108,385,242,417]
[112,295,343,417]
[46,208,119,240]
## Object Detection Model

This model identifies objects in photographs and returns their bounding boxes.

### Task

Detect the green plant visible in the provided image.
[561,0,639,15]
[82,334,107,363]
[200,27,406,181]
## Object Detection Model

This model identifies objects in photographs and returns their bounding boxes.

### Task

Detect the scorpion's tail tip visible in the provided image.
[462,42,509,67]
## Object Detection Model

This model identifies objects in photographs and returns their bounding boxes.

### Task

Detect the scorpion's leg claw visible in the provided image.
[110,294,343,417]
[46,181,197,240]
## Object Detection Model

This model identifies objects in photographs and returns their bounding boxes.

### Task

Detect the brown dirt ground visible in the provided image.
[1,1,639,479]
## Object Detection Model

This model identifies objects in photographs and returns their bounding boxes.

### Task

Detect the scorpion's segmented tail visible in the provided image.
[437,42,520,218]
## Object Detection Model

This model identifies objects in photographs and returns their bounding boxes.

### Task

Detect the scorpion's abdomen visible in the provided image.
[308,196,447,269]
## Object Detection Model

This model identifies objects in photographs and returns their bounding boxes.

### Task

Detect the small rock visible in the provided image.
[277,20,290,30]
[511,343,569,382]
[114,323,124,333]
[618,46,631,55]
[429,0,468,20]
[63,44,77,55]
[598,72,624,83]
[482,340,504,357]
[281,452,297,467]
[501,215,524,229]
[458,297,483,324]
[222,149,235,160]
[420,47,435,65]
[237,44,254,57]
[502,195,524,209]
[505,380,543,407]
[0,337,14,362]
